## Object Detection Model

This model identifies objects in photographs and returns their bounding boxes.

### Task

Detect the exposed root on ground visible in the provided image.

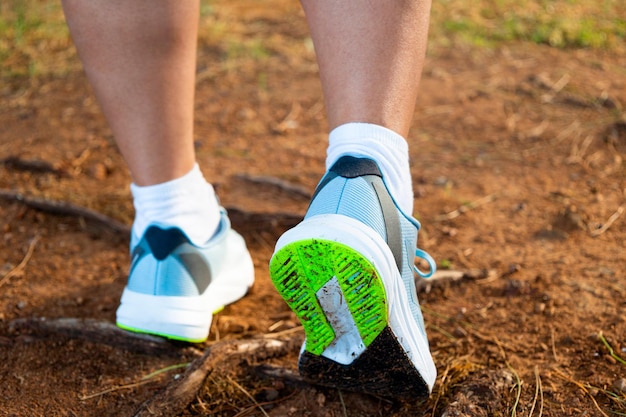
[8,317,193,356]
[7,316,303,416]
[233,173,312,199]
[254,364,308,386]
[0,156,67,177]
[0,189,131,234]
[0,189,302,237]
[133,337,301,417]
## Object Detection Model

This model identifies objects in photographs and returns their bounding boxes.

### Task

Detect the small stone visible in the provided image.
[441,226,458,237]
[453,326,468,338]
[264,388,279,402]
[89,163,107,180]
[316,392,326,407]
[612,378,626,394]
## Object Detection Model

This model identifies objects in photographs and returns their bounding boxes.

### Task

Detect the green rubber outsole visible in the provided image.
[116,322,207,343]
[116,305,224,344]
[269,238,388,356]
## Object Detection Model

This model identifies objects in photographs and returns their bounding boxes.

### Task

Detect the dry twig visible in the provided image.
[552,368,610,417]
[416,268,498,293]
[436,194,496,221]
[508,363,522,417]
[0,236,39,288]
[529,365,544,417]
[78,363,190,400]
[590,205,625,237]
[228,376,270,417]
[338,389,348,417]
[274,102,302,133]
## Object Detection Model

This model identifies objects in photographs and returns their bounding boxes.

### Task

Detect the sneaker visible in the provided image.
[116,208,255,343]
[269,155,437,398]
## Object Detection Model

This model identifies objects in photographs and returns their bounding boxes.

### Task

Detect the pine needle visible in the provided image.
[79,362,189,401]
[553,368,610,417]
[227,376,270,417]
[338,390,348,417]
[528,365,544,417]
[506,362,522,417]
[598,332,626,366]
[0,235,39,288]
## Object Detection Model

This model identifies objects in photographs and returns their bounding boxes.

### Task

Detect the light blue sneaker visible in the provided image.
[116,209,254,343]
[269,155,436,398]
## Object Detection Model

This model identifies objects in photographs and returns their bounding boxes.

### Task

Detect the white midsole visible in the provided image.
[274,213,437,391]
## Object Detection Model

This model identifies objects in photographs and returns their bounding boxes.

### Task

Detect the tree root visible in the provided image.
[133,337,301,417]
[1,156,67,177]
[7,316,303,416]
[254,363,308,387]
[7,317,197,357]
[0,190,131,235]
[226,206,302,234]
[233,173,311,200]
[0,189,302,238]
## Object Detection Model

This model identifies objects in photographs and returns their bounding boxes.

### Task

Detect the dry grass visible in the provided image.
[429,0,626,52]
[2,0,625,78]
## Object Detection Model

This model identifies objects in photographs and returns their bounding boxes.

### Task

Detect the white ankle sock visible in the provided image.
[326,122,415,214]
[130,164,221,246]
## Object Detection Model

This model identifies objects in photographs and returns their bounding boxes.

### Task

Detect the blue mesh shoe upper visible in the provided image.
[305,155,435,334]
[126,213,229,297]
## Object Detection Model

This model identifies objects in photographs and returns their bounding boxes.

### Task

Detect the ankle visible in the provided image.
[326,123,414,213]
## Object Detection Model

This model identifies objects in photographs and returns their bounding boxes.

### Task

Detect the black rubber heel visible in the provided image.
[298,327,430,399]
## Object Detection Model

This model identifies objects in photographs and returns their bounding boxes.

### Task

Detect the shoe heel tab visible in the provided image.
[144,225,191,260]
[329,156,382,178]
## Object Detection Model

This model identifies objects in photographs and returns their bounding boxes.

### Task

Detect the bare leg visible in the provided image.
[269,2,437,397]
[300,0,431,138]
[61,0,200,186]
[62,1,255,343]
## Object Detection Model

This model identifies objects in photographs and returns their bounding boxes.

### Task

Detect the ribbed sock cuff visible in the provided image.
[326,123,414,214]
[130,164,221,245]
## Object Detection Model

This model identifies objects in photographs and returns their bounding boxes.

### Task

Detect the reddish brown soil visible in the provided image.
[1,1,625,416]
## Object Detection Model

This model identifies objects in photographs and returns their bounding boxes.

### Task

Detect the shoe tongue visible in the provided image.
[144,226,190,260]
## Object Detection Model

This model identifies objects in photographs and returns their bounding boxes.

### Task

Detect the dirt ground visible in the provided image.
[1,1,625,416]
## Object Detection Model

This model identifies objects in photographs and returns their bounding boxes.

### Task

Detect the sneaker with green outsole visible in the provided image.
[116,208,254,343]
[269,155,437,399]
